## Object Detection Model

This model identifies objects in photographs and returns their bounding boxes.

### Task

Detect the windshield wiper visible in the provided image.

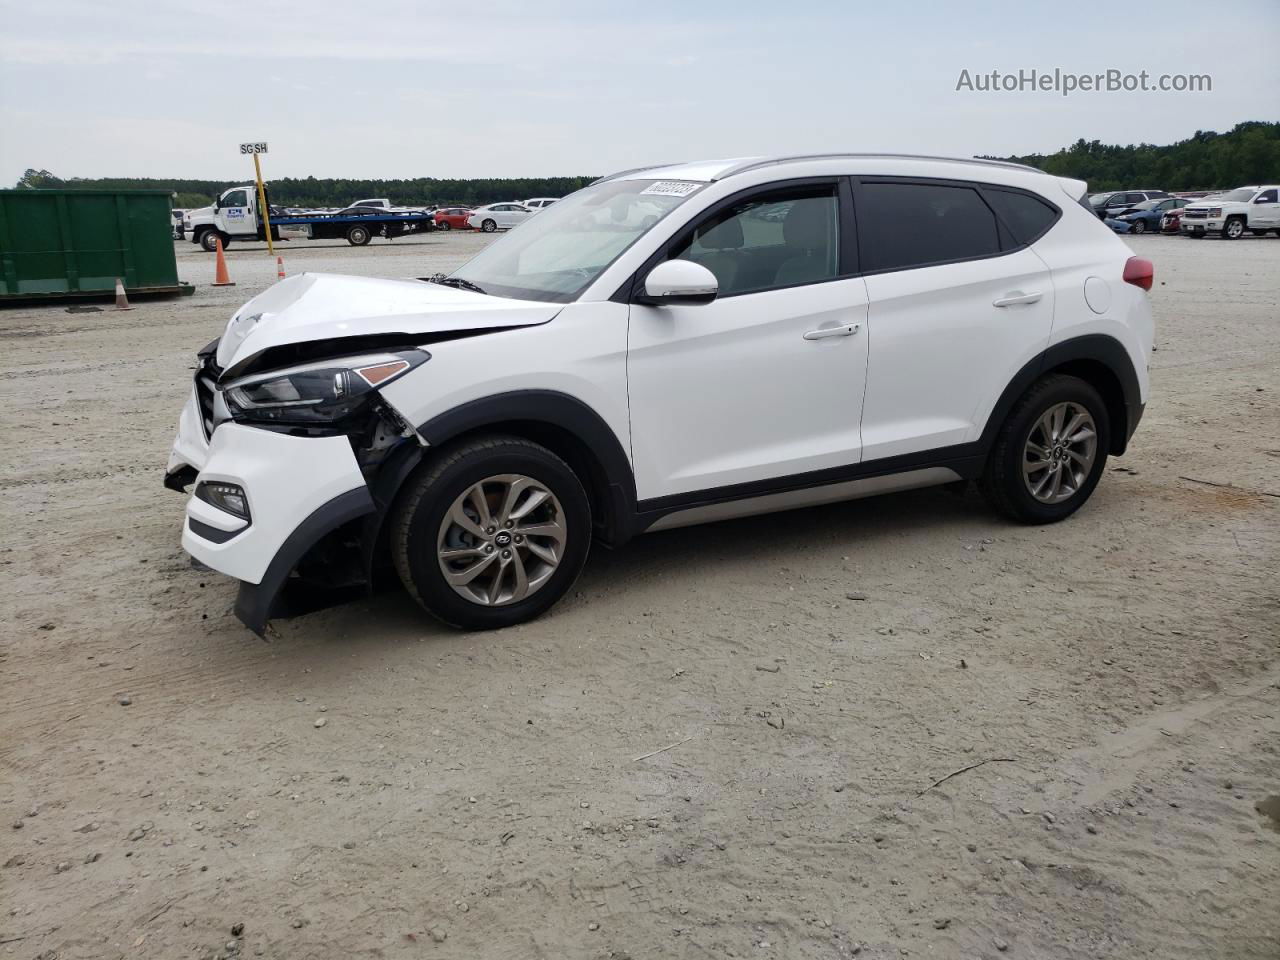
[426,273,486,295]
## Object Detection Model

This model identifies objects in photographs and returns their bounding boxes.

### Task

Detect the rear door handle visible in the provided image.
[803,322,860,341]
[993,291,1043,308]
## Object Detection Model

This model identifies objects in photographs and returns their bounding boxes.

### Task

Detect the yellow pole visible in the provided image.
[253,152,275,256]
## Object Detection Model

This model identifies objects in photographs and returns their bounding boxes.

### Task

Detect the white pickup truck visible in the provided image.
[1180,185,1280,239]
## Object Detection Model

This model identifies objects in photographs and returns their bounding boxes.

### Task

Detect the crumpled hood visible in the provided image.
[215,273,560,372]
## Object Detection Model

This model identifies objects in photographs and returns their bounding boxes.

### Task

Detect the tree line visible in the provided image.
[989,121,1279,192]
[11,170,599,209]
[13,120,1278,204]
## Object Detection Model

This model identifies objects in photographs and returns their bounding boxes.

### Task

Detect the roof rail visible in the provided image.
[712,153,1048,180]
[590,163,684,185]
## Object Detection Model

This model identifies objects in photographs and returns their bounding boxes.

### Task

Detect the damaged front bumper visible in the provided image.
[165,372,407,635]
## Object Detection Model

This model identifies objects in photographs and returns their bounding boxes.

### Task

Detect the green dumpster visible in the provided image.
[0,188,191,301]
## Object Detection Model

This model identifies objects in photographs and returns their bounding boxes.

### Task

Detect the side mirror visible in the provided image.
[640,260,718,305]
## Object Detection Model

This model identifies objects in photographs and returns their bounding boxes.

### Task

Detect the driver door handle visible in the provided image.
[803,322,860,341]
[993,291,1043,308]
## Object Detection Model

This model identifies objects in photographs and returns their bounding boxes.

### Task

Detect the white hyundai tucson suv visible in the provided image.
[165,154,1155,634]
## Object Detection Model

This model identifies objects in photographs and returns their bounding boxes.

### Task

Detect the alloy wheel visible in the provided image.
[1022,402,1097,504]
[436,474,566,606]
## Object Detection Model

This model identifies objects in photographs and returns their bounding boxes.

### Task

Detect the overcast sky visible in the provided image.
[1,0,1276,185]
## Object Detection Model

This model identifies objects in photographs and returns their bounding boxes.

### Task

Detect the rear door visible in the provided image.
[855,179,1057,462]
[1250,188,1279,228]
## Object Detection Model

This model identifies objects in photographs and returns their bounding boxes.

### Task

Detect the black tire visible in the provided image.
[980,374,1111,524]
[1130,219,1146,234]
[1222,217,1245,240]
[481,219,497,233]
[198,230,226,253]
[437,220,451,231]
[347,225,372,246]
[391,435,592,630]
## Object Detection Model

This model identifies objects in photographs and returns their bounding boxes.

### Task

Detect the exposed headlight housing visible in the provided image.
[223,349,429,426]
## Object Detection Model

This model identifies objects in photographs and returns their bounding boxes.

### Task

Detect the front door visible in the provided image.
[218,188,255,237]
[627,180,869,501]
[1249,188,1279,228]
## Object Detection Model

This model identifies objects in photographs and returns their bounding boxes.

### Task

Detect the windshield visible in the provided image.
[449,179,704,302]
[1133,199,1161,211]
[1088,193,1110,203]
[1214,188,1256,202]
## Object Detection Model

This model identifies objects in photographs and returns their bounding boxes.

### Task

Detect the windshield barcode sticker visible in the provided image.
[640,181,701,197]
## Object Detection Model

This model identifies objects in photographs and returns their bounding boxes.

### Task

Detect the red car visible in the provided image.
[432,207,474,231]
[1160,206,1187,234]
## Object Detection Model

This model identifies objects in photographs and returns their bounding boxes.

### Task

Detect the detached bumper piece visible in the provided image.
[233,488,375,635]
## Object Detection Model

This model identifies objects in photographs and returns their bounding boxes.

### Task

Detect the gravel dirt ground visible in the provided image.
[2,231,1277,960]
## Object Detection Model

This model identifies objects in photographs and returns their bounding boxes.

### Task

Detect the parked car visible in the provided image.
[1180,186,1280,239]
[1160,206,1187,234]
[165,153,1153,634]
[523,197,559,211]
[433,207,475,231]
[1104,217,1132,234]
[1089,190,1171,220]
[467,203,534,232]
[1115,197,1190,234]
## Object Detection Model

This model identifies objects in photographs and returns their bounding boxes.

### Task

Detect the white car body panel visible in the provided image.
[181,424,366,585]
[215,273,560,372]
[628,277,870,498]
[466,204,533,230]
[377,300,631,460]
[859,246,1054,461]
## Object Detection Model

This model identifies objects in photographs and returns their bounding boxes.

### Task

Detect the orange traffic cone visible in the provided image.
[113,277,132,311]
[212,236,235,287]
[276,256,286,280]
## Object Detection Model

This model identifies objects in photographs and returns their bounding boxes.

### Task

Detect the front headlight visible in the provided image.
[223,349,428,426]
[1206,207,1222,218]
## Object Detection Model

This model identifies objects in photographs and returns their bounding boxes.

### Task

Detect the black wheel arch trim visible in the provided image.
[413,390,637,546]
[981,334,1142,456]
[233,486,376,636]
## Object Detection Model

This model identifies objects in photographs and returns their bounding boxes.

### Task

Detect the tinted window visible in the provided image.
[1256,189,1278,203]
[669,185,840,296]
[859,182,999,272]
[984,188,1059,245]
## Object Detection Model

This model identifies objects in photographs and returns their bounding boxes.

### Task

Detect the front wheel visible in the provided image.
[198,230,226,253]
[1223,217,1245,240]
[437,220,451,231]
[481,219,497,233]
[1129,219,1146,234]
[981,374,1111,524]
[391,436,592,630]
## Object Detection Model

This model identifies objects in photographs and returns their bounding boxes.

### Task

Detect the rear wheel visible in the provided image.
[391,435,591,630]
[481,219,497,233]
[346,225,372,246]
[981,374,1111,524]
[1223,217,1245,240]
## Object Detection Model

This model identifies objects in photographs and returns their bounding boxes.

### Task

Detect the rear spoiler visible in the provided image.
[1058,176,1090,210]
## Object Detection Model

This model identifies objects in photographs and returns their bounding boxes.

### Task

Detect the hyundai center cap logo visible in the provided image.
[494,531,513,547]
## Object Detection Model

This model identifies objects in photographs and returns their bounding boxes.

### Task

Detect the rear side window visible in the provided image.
[857,182,999,272]
[983,188,1060,245]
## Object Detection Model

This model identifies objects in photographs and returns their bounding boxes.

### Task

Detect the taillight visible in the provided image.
[1123,256,1154,291]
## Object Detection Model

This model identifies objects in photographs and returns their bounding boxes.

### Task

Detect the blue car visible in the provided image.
[1105,217,1132,234]
[1114,197,1190,235]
